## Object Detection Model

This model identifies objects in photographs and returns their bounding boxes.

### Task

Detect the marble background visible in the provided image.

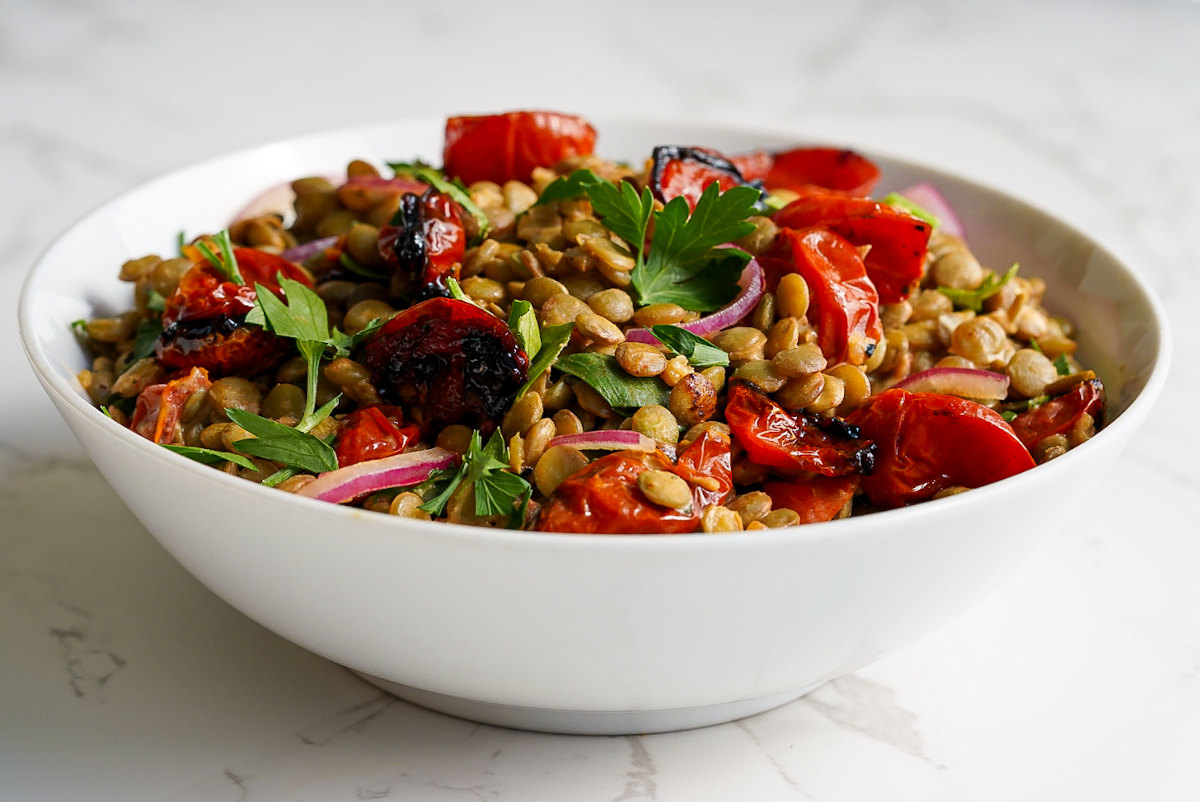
[2,1,1197,799]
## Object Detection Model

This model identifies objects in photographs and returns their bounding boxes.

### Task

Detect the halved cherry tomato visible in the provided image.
[379,189,466,301]
[157,248,313,376]
[537,430,732,534]
[443,111,597,185]
[129,366,211,444]
[649,145,757,210]
[773,193,932,304]
[364,297,528,436]
[757,227,883,366]
[763,476,859,524]
[733,147,880,197]
[725,380,875,476]
[333,405,420,468]
[1010,378,1106,450]
[846,389,1036,509]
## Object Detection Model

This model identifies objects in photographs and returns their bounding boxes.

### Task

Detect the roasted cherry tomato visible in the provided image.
[725,380,875,476]
[648,145,763,210]
[156,248,313,376]
[846,389,1036,509]
[757,227,883,366]
[443,111,597,185]
[129,366,212,444]
[379,189,467,301]
[364,297,528,435]
[773,193,932,304]
[763,476,859,524]
[333,405,420,468]
[1010,378,1106,450]
[733,147,880,197]
[537,430,733,534]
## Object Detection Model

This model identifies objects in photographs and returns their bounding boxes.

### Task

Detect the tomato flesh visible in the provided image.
[380,189,467,300]
[1010,379,1106,450]
[725,380,875,476]
[443,111,597,185]
[773,193,932,304]
[763,476,859,524]
[733,147,880,197]
[757,227,883,366]
[130,366,212,445]
[847,389,1036,509]
[333,405,420,468]
[537,431,733,534]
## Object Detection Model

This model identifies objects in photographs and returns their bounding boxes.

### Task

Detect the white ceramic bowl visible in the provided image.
[20,118,1169,734]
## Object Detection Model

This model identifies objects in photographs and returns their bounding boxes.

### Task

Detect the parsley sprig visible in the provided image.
[417,430,532,526]
[536,172,759,312]
[194,229,244,285]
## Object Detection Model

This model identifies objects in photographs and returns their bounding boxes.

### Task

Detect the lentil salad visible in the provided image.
[74,110,1106,534]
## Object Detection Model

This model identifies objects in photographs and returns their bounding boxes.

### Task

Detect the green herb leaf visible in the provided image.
[588,179,654,259]
[329,317,388,358]
[1026,394,1049,411]
[446,276,468,301]
[145,289,166,313]
[535,169,606,206]
[176,230,188,258]
[70,319,89,341]
[507,300,541,358]
[650,324,729,367]
[120,318,164,372]
[162,444,258,471]
[555,352,671,409]
[416,466,465,517]
[194,230,243,285]
[631,183,759,311]
[1001,410,1018,423]
[883,193,940,228]
[464,430,532,521]
[261,466,301,487]
[517,322,574,400]
[252,277,329,341]
[938,263,1019,312]
[225,408,339,474]
[1053,352,1071,376]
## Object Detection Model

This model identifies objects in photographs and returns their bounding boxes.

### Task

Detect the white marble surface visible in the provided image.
[2,0,1198,799]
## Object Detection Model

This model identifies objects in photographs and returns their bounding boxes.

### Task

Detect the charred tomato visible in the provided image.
[537,430,733,534]
[364,297,528,436]
[757,227,883,366]
[156,248,312,376]
[443,111,597,185]
[773,193,932,304]
[725,380,875,477]
[846,389,1036,509]
[378,188,467,301]
[648,146,764,210]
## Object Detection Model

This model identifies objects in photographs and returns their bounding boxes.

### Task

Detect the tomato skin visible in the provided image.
[537,431,732,534]
[649,146,757,210]
[773,193,932,304]
[725,380,875,476]
[757,227,883,366]
[379,189,466,301]
[157,248,313,376]
[364,297,528,436]
[733,147,880,197]
[846,389,1036,509]
[333,405,420,468]
[130,366,212,444]
[443,111,597,185]
[763,476,859,524]
[1010,378,1106,450]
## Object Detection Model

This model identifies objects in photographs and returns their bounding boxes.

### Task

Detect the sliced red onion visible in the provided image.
[626,256,764,346]
[898,182,964,238]
[297,447,459,505]
[281,236,338,264]
[894,367,1010,400]
[548,430,656,452]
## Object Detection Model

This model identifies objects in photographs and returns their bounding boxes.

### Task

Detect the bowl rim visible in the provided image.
[18,115,1174,552]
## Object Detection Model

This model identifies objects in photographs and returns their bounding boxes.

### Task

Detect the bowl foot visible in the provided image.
[353,672,824,735]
